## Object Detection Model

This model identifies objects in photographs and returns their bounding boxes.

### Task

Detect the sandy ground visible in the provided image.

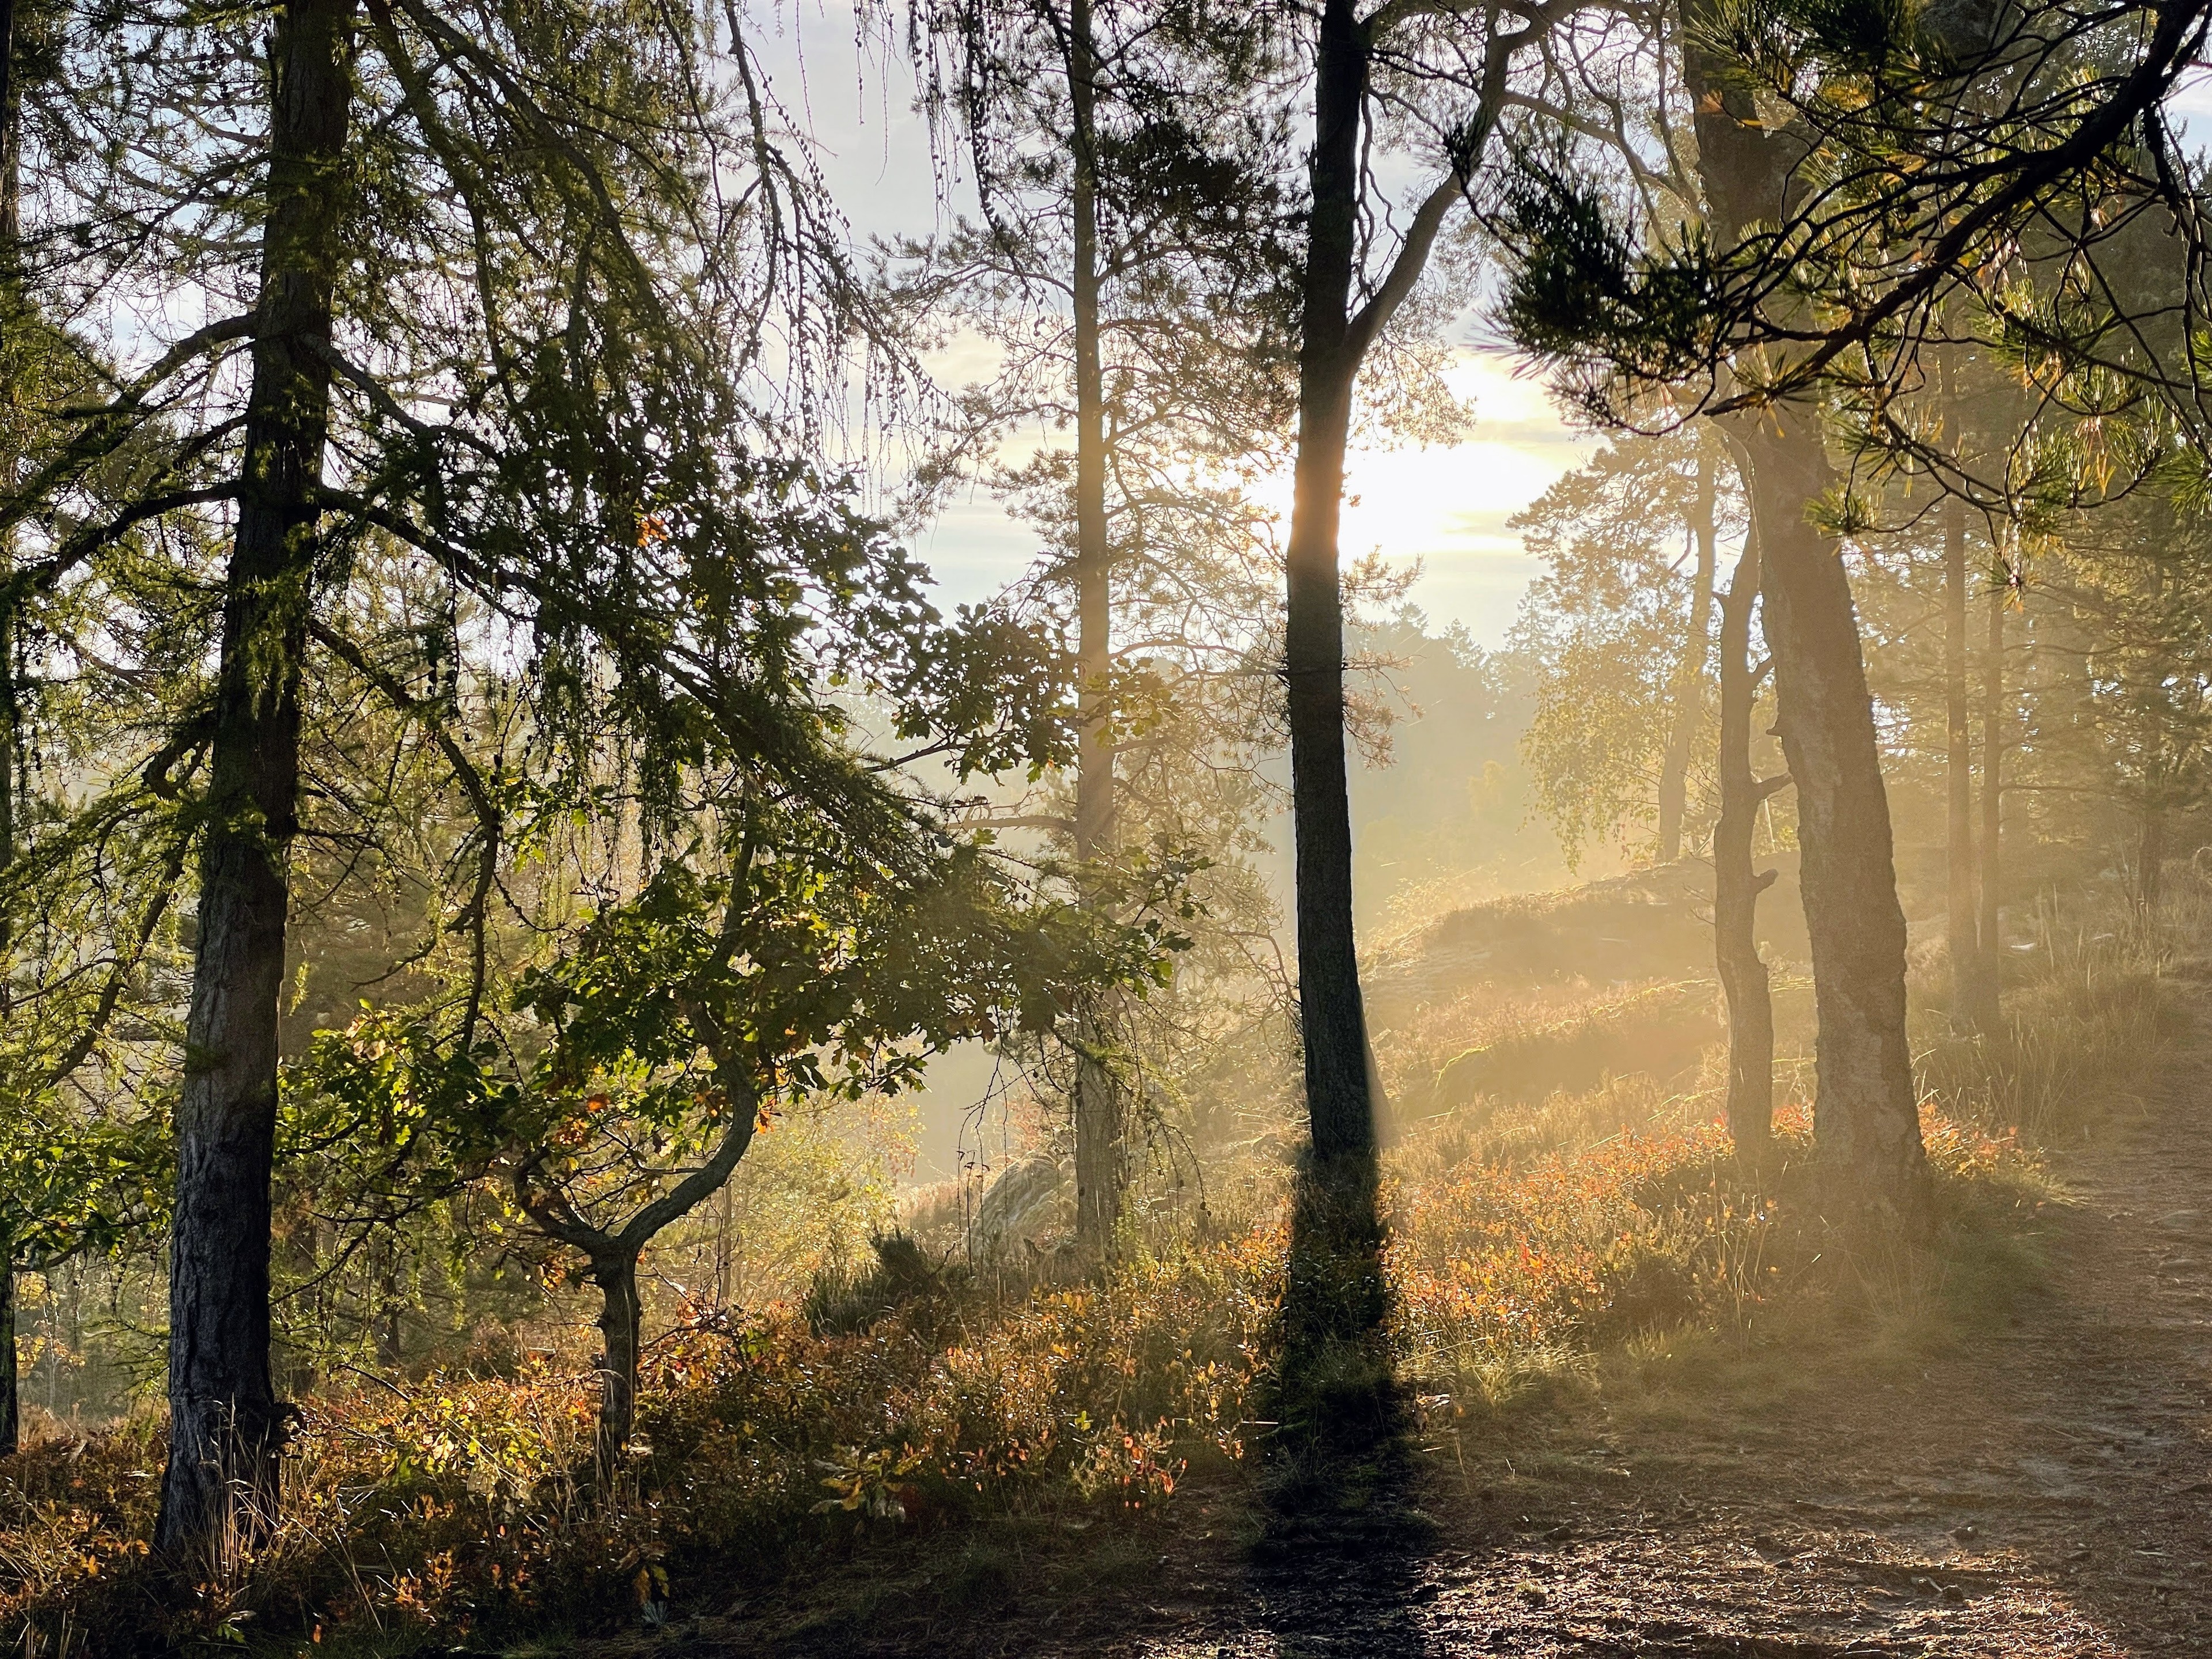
[616,987,2212,1658]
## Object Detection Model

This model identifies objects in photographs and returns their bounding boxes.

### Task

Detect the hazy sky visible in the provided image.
[749,5,1594,650]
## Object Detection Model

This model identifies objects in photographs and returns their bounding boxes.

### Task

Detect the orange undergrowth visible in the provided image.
[0,1102,2029,1653]
[1388,1100,2032,1395]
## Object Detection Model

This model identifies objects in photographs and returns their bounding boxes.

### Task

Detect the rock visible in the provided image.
[969,1154,1069,1259]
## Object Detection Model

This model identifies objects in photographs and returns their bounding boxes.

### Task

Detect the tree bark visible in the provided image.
[1942,493,1984,1029]
[1278,0,1486,1365]
[1287,0,1377,1185]
[1658,450,1718,863]
[1066,0,1122,1263]
[1976,575,2004,1009]
[0,0,20,1470]
[2138,806,2165,919]
[0,0,17,264]
[1687,17,1926,1224]
[1277,0,1393,1378]
[1740,416,1928,1221]
[0,1244,16,1458]
[591,1250,644,1468]
[517,1071,761,1465]
[1714,523,1779,1154]
[156,0,357,1564]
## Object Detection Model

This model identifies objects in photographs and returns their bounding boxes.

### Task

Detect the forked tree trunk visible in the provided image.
[1066,0,1123,1263]
[1740,417,1928,1221]
[518,1090,762,1470]
[1714,524,1781,1154]
[1688,22,1927,1225]
[1943,493,1984,1030]
[156,0,357,1564]
[591,1251,645,1467]
[1658,451,1718,864]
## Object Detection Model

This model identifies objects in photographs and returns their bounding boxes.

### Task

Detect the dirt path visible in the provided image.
[1194,996,2212,1658]
[661,991,2212,1658]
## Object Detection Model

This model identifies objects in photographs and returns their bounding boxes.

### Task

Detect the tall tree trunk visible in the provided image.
[155,0,357,1564]
[0,1244,16,1458]
[1976,576,2004,1011]
[1942,494,1984,1029]
[0,0,21,1470]
[1066,0,1122,1263]
[1740,416,1928,1221]
[1688,24,1926,1224]
[1278,0,1385,1372]
[1287,0,1376,1183]
[590,1250,643,1468]
[2138,806,2165,919]
[1658,450,1718,863]
[1714,523,1780,1154]
[1278,0,1464,1369]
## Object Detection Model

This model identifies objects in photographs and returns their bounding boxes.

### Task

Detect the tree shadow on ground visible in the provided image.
[1233,1149,1443,1656]
[1240,1438,1443,1657]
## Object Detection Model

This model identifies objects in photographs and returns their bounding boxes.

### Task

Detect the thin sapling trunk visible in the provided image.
[1067,0,1122,1263]
[1943,494,1984,1029]
[1658,450,1718,864]
[517,1070,762,1468]
[1978,574,2005,1015]
[0,1245,15,1457]
[2138,808,2165,919]
[1714,523,1783,1154]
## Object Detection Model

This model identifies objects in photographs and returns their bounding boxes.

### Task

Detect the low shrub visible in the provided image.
[0,893,2160,1654]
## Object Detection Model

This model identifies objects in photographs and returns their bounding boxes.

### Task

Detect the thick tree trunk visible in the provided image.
[1686,5,1926,1224]
[156,0,357,1565]
[1658,451,1718,863]
[1067,0,1122,1263]
[1714,525,1778,1154]
[1977,577,2004,1007]
[1740,416,1928,1221]
[1942,493,1983,1029]
[591,1251,643,1467]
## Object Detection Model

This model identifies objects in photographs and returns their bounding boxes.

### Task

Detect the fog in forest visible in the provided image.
[6,1,2212,1653]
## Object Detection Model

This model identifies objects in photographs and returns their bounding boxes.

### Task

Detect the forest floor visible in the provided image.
[577,977,2212,1659]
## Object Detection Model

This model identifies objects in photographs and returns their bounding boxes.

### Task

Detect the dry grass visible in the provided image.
[0,884,2176,1656]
